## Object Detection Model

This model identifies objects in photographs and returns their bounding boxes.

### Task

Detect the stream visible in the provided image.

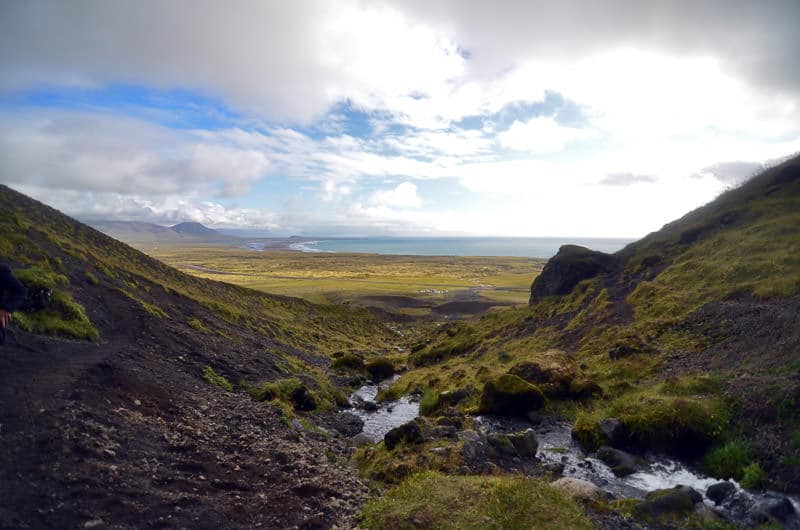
[346,382,800,527]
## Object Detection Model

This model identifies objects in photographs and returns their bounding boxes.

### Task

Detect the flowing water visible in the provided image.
[345,384,800,527]
[346,378,419,441]
[476,415,800,527]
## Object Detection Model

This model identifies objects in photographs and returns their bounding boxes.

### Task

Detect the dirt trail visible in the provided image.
[0,289,369,529]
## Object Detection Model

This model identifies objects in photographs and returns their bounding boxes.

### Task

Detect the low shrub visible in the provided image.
[704,441,750,480]
[202,366,233,392]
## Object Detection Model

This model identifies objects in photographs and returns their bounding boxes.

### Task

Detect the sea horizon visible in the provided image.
[247,236,637,258]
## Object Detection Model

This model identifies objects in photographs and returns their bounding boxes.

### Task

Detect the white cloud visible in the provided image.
[0,110,269,197]
[498,117,591,153]
[371,182,422,209]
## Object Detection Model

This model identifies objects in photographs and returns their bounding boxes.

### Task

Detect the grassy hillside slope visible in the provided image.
[384,154,800,489]
[0,184,395,528]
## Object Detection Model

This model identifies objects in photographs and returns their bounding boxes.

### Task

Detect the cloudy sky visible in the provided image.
[1,0,799,237]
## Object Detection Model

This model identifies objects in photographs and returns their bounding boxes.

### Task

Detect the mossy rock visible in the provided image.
[509,361,575,397]
[331,353,366,373]
[478,374,545,416]
[365,357,394,381]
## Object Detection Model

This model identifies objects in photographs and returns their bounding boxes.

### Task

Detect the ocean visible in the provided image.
[285,237,635,258]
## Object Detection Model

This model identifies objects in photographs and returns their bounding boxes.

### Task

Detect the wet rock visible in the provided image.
[526,410,542,425]
[529,245,620,304]
[384,420,423,450]
[694,503,727,525]
[362,401,378,412]
[456,430,481,443]
[487,433,517,456]
[596,446,641,477]
[437,388,471,407]
[550,477,605,501]
[542,462,565,476]
[705,481,736,505]
[596,418,627,447]
[478,374,545,416]
[428,425,457,441]
[332,412,364,436]
[751,497,796,523]
[436,416,463,429]
[633,486,702,520]
[507,429,538,458]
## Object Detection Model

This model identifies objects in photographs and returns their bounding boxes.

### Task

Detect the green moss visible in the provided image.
[704,441,750,480]
[478,374,545,415]
[202,366,233,392]
[117,289,169,318]
[331,353,366,372]
[188,318,210,333]
[84,270,99,285]
[13,290,98,341]
[360,471,590,529]
[740,462,767,489]
[14,265,69,290]
[250,377,318,411]
[574,390,728,455]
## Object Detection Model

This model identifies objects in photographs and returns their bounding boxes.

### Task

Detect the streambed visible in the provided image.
[347,382,799,527]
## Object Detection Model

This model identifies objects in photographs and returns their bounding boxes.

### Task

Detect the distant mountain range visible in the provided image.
[87,220,234,243]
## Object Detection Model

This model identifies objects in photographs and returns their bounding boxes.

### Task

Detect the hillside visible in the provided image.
[0,185,394,528]
[379,155,800,492]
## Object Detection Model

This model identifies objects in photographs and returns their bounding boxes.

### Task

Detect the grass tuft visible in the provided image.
[360,471,590,529]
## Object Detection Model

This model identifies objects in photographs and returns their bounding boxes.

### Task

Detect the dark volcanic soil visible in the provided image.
[0,288,369,529]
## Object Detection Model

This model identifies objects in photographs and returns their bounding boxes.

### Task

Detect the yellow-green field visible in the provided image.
[141,244,544,315]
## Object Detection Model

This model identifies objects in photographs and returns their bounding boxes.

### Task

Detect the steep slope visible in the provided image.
[384,154,800,490]
[0,184,393,528]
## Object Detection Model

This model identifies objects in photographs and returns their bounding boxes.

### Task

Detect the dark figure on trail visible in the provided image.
[0,263,26,345]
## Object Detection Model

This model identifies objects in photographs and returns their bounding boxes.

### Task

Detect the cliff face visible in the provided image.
[529,245,620,304]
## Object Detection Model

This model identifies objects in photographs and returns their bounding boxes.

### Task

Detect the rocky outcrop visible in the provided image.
[478,374,545,416]
[384,420,424,450]
[706,481,736,505]
[596,446,643,477]
[529,245,620,304]
[633,486,702,520]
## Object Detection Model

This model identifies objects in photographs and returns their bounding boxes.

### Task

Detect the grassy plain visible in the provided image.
[140,244,544,314]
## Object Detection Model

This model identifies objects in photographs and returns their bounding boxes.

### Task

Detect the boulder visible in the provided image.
[633,486,702,520]
[751,497,796,524]
[568,378,602,399]
[705,481,736,505]
[529,245,620,304]
[507,429,538,457]
[384,420,424,450]
[596,418,627,447]
[362,400,378,412]
[487,433,518,456]
[332,412,365,437]
[437,388,471,407]
[550,477,605,502]
[365,357,394,381]
[509,362,574,397]
[596,446,642,477]
[478,374,545,416]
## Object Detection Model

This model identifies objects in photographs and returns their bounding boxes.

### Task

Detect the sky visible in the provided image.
[1,0,799,238]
